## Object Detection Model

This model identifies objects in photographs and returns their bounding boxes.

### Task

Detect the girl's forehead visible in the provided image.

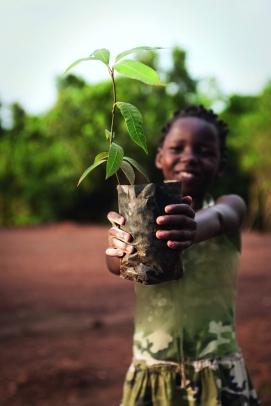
[168,116,219,143]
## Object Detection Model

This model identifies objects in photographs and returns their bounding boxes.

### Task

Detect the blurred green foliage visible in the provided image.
[0,47,270,229]
[221,84,271,230]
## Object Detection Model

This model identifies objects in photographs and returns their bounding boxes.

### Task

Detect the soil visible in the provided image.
[0,224,270,406]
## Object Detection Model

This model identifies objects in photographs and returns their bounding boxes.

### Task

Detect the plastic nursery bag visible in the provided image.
[117,182,183,285]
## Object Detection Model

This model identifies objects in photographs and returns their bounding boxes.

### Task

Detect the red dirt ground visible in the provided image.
[0,224,270,406]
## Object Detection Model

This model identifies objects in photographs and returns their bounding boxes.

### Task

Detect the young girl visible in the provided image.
[106,105,260,406]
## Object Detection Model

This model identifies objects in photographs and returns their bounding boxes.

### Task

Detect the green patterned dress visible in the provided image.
[121,221,260,405]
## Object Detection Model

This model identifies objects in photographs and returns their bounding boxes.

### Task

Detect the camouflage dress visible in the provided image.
[121,206,260,405]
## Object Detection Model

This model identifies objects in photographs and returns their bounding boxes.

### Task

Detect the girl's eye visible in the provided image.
[170,146,184,153]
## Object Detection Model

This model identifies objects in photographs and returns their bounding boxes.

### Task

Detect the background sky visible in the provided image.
[1,0,271,126]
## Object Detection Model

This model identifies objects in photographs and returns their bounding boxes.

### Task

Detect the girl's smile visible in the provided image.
[156,116,225,208]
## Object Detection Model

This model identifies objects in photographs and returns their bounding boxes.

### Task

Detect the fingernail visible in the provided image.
[157,231,164,238]
[168,241,175,248]
[165,206,172,212]
[157,217,165,224]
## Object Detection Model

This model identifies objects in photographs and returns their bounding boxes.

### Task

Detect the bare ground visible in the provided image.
[0,224,270,406]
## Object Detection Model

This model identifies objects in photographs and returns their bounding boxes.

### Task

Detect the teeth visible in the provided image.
[175,171,197,179]
[182,172,194,177]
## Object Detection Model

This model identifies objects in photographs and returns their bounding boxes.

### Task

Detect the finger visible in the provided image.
[157,215,197,229]
[156,229,196,241]
[107,211,125,226]
[105,247,125,257]
[167,240,194,250]
[109,236,135,254]
[108,226,132,243]
[164,204,195,219]
[182,196,192,206]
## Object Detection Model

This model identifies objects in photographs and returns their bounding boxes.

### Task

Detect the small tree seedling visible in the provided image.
[63,47,167,186]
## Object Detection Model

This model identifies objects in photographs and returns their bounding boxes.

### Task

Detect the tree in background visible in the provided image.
[0,101,5,137]
[0,103,30,225]
[0,47,269,230]
[222,84,271,230]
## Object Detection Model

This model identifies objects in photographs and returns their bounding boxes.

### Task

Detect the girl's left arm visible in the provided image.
[193,194,246,244]
[156,194,246,248]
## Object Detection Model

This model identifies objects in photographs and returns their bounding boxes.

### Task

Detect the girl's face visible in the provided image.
[155,117,225,202]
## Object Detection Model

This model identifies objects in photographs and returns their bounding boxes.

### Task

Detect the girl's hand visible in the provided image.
[156,196,197,250]
[106,211,135,257]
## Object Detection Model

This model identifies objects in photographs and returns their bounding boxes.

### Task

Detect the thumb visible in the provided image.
[182,195,193,206]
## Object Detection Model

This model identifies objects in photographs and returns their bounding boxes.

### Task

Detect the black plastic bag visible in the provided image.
[117,182,183,284]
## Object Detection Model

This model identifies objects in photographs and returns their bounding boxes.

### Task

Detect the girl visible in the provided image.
[106,105,260,406]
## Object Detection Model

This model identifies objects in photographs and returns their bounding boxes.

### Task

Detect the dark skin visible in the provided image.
[106,117,246,275]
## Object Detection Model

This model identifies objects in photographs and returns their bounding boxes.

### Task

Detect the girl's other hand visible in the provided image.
[156,196,197,250]
[106,211,135,257]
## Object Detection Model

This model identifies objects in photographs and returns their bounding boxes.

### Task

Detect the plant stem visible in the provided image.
[116,172,120,185]
[110,69,117,145]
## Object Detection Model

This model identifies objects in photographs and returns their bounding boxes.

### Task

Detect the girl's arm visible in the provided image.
[105,194,246,275]
[158,194,246,248]
[194,194,246,243]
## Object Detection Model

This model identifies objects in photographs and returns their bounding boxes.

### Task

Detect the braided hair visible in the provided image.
[159,105,229,161]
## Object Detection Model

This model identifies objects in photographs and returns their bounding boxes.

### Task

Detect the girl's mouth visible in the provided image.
[175,171,199,181]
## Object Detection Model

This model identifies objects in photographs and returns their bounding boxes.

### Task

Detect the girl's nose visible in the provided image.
[181,149,197,164]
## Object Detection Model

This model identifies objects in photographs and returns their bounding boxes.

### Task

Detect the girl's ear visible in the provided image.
[155,148,163,169]
[215,158,226,179]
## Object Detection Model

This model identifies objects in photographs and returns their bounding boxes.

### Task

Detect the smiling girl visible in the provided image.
[106,105,260,406]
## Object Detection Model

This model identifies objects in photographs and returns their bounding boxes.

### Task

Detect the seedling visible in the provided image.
[63,47,166,186]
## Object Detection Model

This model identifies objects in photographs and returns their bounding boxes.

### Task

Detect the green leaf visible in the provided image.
[106,143,124,179]
[105,129,111,140]
[123,156,150,183]
[94,152,108,163]
[63,57,95,75]
[116,102,147,154]
[77,159,106,186]
[120,161,135,185]
[113,60,167,86]
[115,46,164,63]
[90,48,110,65]
[63,48,110,75]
